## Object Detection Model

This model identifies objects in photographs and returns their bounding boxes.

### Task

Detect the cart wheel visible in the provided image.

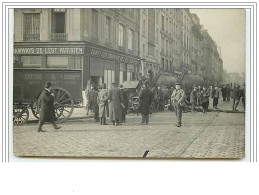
[31,99,40,119]
[13,105,29,125]
[52,87,74,123]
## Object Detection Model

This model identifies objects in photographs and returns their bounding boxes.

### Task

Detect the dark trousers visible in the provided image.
[94,113,99,122]
[122,113,126,122]
[226,95,230,101]
[141,114,149,124]
[242,98,245,110]
[213,97,219,108]
[38,121,57,131]
[174,103,183,125]
[202,102,209,113]
[191,102,196,112]
[222,95,226,101]
[232,98,240,110]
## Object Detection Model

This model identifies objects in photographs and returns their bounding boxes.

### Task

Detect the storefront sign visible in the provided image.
[90,49,140,66]
[14,47,84,54]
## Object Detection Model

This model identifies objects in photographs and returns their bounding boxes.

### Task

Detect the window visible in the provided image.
[118,24,125,47]
[104,69,115,89]
[47,56,68,68]
[162,15,165,30]
[70,56,82,69]
[21,56,41,68]
[143,44,146,57]
[23,13,40,41]
[142,20,146,35]
[168,17,170,32]
[128,29,134,50]
[92,9,98,38]
[51,9,66,33]
[166,60,169,70]
[162,58,165,69]
[105,16,111,43]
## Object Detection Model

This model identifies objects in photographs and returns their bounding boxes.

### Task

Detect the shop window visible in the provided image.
[105,16,111,43]
[70,55,82,69]
[118,24,125,47]
[47,56,68,68]
[127,72,132,81]
[119,63,126,84]
[21,56,41,68]
[128,29,134,50]
[104,69,115,89]
[23,13,40,41]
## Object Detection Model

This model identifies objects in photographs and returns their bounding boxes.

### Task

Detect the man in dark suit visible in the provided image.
[37,82,62,132]
[108,82,124,126]
[139,81,153,125]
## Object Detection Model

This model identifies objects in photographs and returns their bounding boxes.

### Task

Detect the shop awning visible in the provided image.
[122,80,140,89]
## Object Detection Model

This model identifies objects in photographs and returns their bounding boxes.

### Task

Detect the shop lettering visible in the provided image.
[90,49,140,65]
[25,74,42,80]
[14,47,84,54]
[64,75,80,80]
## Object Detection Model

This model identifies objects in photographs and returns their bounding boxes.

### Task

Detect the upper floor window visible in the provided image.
[105,16,111,43]
[162,15,165,30]
[128,29,134,50]
[51,9,66,33]
[118,24,125,47]
[23,13,40,41]
[92,9,98,38]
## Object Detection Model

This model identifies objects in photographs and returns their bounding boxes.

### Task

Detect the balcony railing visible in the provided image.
[50,33,67,41]
[23,34,40,41]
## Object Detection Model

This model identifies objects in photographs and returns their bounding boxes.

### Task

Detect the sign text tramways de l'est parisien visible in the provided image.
[14,47,140,66]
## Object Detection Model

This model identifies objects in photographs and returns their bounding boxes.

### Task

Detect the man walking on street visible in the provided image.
[108,82,124,126]
[119,84,128,123]
[37,81,62,132]
[97,83,109,125]
[171,83,186,127]
[190,86,198,113]
[139,81,153,125]
[201,86,210,113]
[240,84,246,111]
[85,84,96,115]
[232,85,241,111]
[221,85,227,101]
[226,84,231,101]
[212,85,220,109]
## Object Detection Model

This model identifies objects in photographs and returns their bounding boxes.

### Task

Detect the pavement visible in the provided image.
[13,98,245,159]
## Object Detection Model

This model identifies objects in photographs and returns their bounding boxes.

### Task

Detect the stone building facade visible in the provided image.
[14,8,141,89]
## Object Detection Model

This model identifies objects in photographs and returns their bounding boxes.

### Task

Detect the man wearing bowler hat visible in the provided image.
[37,81,62,132]
[171,82,186,127]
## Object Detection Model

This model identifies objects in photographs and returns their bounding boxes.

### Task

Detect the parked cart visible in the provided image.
[13,68,82,125]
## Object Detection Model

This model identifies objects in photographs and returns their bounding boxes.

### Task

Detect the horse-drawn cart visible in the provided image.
[13,68,82,125]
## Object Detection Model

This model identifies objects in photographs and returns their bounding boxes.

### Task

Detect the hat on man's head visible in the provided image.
[45,81,52,88]
[175,82,181,86]
[118,84,123,88]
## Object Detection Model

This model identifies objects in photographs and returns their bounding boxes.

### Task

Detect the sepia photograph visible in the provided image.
[12,8,246,159]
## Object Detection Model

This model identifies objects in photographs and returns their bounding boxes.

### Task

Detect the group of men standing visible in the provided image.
[85,81,186,127]
[189,83,246,113]
[86,82,128,126]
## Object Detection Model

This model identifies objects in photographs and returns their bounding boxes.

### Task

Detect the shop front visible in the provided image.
[84,44,141,89]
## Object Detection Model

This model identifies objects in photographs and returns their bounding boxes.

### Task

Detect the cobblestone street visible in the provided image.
[13,99,245,159]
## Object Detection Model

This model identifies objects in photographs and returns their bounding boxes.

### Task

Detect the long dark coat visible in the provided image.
[139,88,153,115]
[108,87,124,121]
[38,89,57,122]
[121,89,128,114]
[200,89,210,103]
[97,89,109,118]
[190,90,197,104]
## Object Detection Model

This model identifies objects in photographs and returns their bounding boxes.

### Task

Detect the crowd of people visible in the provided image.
[36,80,246,132]
[85,81,246,127]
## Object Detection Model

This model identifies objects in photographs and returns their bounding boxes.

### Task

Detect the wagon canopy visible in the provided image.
[156,75,177,87]
[181,74,204,87]
[122,80,140,89]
